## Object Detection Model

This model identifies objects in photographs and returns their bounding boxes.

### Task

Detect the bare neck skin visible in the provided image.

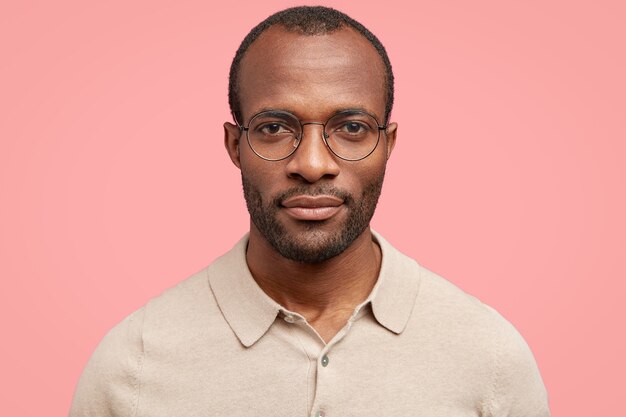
[246,222,382,343]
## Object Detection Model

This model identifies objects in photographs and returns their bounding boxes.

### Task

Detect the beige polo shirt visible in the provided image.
[70,232,550,417]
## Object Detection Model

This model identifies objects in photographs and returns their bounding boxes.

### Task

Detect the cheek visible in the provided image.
[351,154,388,185]
[240,158,285,196]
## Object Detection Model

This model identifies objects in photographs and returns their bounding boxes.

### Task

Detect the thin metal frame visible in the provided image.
[235,109,387,161]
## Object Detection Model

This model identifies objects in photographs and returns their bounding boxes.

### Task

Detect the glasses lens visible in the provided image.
[247,111,301,160]
[325,112,380,160]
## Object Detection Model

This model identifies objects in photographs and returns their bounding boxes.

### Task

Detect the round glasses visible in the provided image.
[238,110,387,161]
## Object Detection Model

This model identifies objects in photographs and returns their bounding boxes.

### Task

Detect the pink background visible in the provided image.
[1,1,624,415]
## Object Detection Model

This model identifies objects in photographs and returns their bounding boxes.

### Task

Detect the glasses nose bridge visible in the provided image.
[300,120,326,135]
[298,121,329,146]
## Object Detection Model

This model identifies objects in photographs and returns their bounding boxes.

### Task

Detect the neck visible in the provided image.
[246,223,382,341]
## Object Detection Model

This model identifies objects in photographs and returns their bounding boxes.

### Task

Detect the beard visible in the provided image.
[242,173,385,264]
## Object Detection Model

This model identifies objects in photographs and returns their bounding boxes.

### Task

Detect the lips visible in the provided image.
[281,195,344,221]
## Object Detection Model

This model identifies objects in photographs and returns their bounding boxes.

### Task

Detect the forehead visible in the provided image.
[238,26,387,121]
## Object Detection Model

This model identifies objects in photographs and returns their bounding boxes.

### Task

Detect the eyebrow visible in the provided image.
[250,107,381,121]
[253,110,295,119]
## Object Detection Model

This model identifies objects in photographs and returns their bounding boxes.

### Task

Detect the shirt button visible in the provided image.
[315,411,326,417]
[284,315,296,323]
[321,355,329,367]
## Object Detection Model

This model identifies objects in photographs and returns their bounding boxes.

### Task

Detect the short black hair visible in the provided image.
[228,6,394,125]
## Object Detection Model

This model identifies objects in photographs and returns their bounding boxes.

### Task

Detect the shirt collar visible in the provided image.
[368,231,422,334]
[208,230,422,347]
[207,235,281,347]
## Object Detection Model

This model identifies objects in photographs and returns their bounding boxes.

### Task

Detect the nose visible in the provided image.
[285,123,340,183]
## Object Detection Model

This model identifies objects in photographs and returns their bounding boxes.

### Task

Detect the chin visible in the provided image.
[263,222,367,264]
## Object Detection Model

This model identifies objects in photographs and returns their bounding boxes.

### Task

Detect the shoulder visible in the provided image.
[69,306,146,416]
[69,268,214,416]
[143,268,214,325]
[413,265,539,362]
[414,266,522,339]
[414,267,550,415]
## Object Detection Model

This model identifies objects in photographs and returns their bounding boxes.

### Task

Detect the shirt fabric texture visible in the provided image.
[70,232,551,417]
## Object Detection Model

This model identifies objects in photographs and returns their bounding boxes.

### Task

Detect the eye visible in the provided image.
[336,120,369,135]
[257,122,292,136]
[345,121,365,133]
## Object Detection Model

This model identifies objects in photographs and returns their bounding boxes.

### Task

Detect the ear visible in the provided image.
[224,122,242,169]
[383,122,398,160]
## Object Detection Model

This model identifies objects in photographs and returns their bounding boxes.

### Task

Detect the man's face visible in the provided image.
[225,26,397,263]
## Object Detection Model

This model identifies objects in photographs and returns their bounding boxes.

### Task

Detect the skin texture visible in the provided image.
[224,26,397,342]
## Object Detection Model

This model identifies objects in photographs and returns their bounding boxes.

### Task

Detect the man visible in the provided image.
[70,6,550,417]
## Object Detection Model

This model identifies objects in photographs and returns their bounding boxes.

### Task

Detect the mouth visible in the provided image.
[280,195,344,221]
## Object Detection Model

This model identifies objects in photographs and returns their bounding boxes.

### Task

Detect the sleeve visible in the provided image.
[488,318,552,417]
[69,307,146,417]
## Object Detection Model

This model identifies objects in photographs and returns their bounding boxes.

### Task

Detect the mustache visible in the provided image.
[273,185,353,206]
